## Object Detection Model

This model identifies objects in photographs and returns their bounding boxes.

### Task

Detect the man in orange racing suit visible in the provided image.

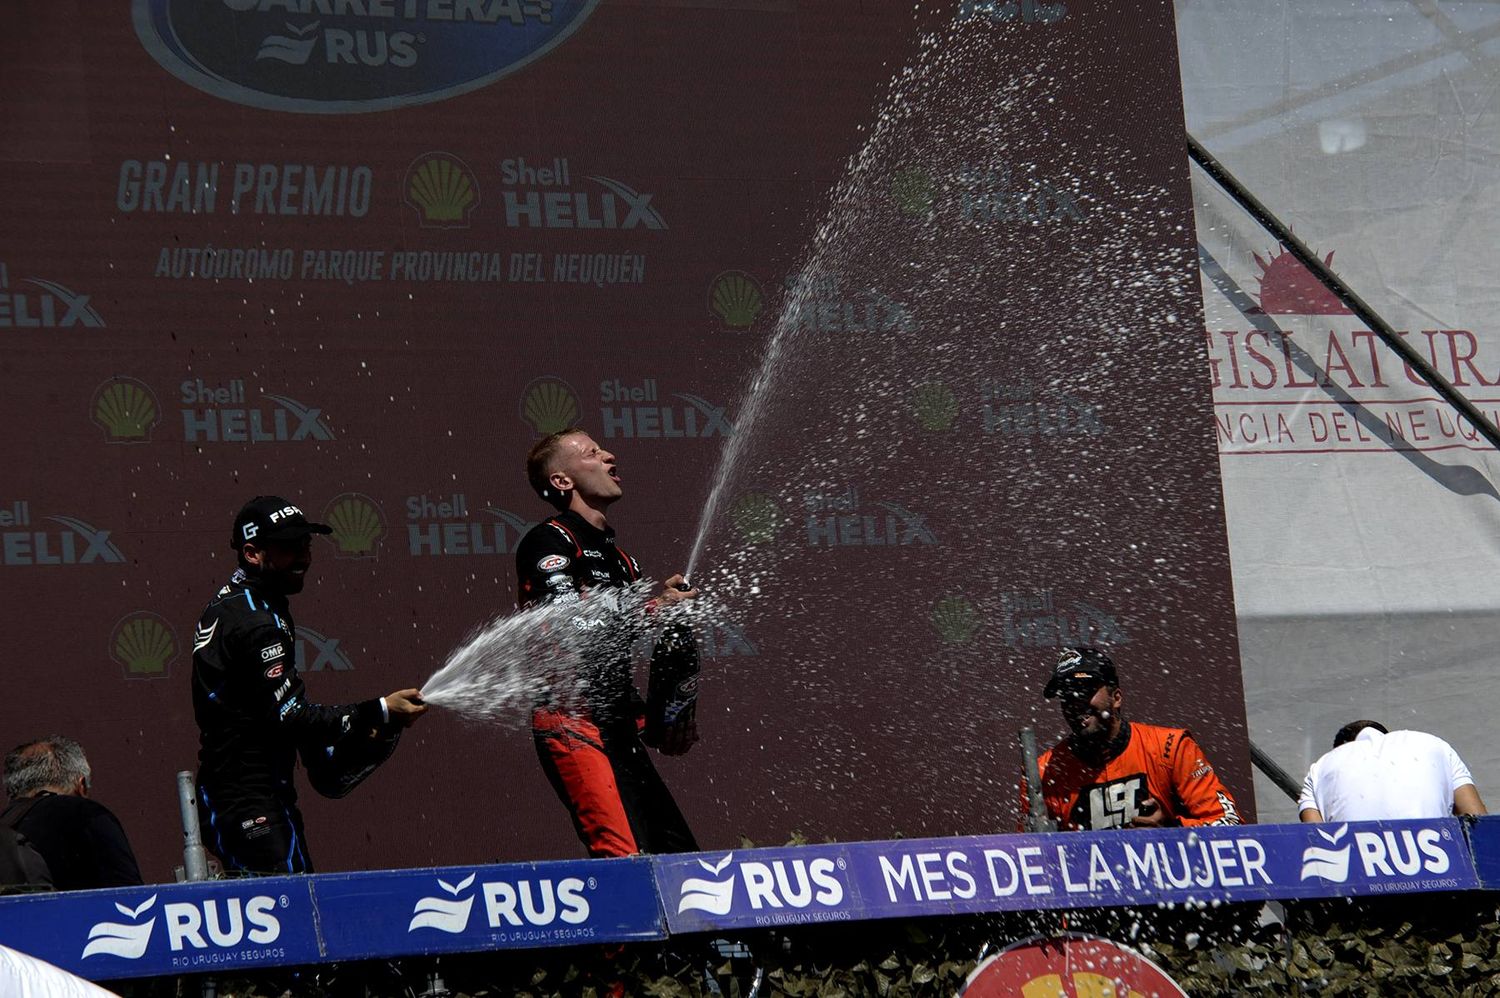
[1022,647,1240,831]
[516,428,699,857]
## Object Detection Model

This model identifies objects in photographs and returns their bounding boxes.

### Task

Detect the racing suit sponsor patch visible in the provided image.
[538,554,571,571]
[261,642,285,662]
[264,663,284,679]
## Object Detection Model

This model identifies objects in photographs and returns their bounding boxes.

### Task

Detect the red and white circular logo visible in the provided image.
[961,934,1187,998]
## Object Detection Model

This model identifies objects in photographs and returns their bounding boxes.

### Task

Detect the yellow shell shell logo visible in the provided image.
[913,381,958,431]
[92,377,159,442]
[891,166,934,216]
[709,271,764,329]
[520,377,581,435]
[730,492,783,545]
[404,152,479,228]
[323,493,385,559]
[1021,973,1149,998]
[931,595,977,645]
[111,613,177,679]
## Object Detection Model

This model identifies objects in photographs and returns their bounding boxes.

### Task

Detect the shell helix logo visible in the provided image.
[297,627,355,673]
[709,271,764,331]
[677,853,846,917]
[322,493,385,559]
[83,893,284,961]
[0,262,105,328]
[93,378,161,443]
[1,504,127,567]
[404,153,479,228]
[409,873,592,934]
[112,612,179,680]
[803,488,936,547]
[1299,824,1453,884]
[520,377,581,435]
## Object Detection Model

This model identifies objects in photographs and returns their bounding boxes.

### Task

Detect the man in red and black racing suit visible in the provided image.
[517,429,700,857]
[1021,647,1241,831]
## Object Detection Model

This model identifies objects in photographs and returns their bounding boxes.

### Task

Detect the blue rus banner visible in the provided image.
[0,876,321,981]
[311,856,665,959]
[1460,815,1500,890]
[653,820,1481,933]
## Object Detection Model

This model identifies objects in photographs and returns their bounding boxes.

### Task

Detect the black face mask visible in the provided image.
[242,538,311,597]
[253,562,306,596]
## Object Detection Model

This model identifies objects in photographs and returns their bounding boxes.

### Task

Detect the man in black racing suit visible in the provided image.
[518,429,699,857]
[192,495,428,874]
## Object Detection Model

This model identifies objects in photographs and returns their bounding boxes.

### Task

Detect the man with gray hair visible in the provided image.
[1,737,143,890]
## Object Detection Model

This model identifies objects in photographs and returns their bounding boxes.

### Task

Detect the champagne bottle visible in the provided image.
[644,616,700,746]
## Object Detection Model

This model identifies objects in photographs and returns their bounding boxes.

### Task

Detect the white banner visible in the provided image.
[1180,0,1500,818]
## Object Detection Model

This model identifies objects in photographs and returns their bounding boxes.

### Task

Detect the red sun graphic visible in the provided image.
[1254,246,1353,316]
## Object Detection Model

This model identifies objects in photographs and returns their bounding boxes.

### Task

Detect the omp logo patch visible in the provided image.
[409,874,476,934]
[260,643,284,662]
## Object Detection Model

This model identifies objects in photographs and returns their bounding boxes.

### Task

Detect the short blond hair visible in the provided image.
[525,427,587,500]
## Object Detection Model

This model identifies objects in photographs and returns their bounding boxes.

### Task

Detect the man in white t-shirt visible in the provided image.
[1299,720,1488,822]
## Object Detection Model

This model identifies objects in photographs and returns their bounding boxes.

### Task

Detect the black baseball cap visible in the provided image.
[230,495,332,550]
[1043,647,1119,699]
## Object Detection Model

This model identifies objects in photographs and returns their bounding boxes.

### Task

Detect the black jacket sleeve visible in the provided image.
[516,522,583,609]
[225,615,384,741]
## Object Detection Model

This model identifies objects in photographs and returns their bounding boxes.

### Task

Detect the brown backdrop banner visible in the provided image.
[0,0,1249,877]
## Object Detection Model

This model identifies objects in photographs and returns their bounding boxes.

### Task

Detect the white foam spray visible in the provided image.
[421,582,656,722]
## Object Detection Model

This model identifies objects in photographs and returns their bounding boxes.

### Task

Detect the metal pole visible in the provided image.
[177,770,210,882]
[1187,134,1500,453]
[176,772,216,998]
[1249,739,1303,804]
[1019,727,1057,833]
